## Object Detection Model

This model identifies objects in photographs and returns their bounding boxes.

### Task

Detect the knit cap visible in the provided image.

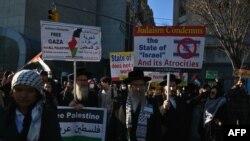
[11,70,43,92]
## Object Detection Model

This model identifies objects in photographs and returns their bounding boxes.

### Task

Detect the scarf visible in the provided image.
[203,97,226,125]
[26,100,44,141]
[126,95,153,141]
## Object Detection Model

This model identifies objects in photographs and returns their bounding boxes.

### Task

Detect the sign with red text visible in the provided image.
[110,52,134,81]
[41,21,101,61]
[134,26,206,72]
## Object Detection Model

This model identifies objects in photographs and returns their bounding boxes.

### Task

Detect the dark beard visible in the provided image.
[75,84,89,101]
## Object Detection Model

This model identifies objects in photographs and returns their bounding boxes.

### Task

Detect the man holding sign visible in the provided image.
[124,70,161,141]
[69,68,98,108]
[159,74,188,141]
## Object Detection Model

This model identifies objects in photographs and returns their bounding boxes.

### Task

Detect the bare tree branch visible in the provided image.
[186,0,250,70]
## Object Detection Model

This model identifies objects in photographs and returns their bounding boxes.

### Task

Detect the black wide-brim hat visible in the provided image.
[68,68,92,81]
[77,68,92,78]
[160,74,181,86]
[124,70,151,84]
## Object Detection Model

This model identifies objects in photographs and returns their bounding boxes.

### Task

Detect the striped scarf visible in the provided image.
[126,95,153,141]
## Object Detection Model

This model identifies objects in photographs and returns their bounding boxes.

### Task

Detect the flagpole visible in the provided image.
[166,72,170,101]
[17,64,28,71]
[17,52,43,72]
[73,60,77,101]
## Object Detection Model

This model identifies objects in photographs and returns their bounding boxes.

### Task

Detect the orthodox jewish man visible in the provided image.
[159,74,189,141]
[124,70,161,141]
[69,68,98,109]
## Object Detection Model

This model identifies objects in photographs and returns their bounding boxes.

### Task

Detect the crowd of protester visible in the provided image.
[0,68,249,141]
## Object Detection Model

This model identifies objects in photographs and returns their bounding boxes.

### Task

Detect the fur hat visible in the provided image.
[160,74,181,86]
[11,70,43,92]
[124,70,151,84]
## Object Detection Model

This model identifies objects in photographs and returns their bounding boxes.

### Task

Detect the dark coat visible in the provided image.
[0,104,62,141]
[107,94,162,141]
[202,103,227,141]
[159,96,188,141]
[0,82,11,106]
[130,103,162,141]
[76,90,99,107]
[226,86,250,125]
[43,90,58,109]
[57,91,74,106]
[99,89,128,141]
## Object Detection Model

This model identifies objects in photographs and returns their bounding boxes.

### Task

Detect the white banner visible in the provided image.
[110,52,134,81]
[134,26,206,72]
[41,21,101,61]
[57,106,107,141]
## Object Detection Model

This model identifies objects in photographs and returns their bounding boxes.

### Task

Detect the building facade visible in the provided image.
[173,0,250,92]
[0,0,154,79]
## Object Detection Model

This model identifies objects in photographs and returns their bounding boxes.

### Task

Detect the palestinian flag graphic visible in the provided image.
[27,52,51,72]
[68,28,82,57]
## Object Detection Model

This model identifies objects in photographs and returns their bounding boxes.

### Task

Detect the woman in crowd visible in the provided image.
[202,85,226,141]
[43,81,58,108]
[0,70,61,141]
[57,80,74,106]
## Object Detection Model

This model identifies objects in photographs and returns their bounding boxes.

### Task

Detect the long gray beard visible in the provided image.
[130,90,145,112]
[75,84,89,101]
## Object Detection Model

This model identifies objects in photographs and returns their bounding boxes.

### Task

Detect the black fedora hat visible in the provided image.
[76,68,92,78]
[160,74,181,86]
[124,70,151,84]
[68,68,92,81]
